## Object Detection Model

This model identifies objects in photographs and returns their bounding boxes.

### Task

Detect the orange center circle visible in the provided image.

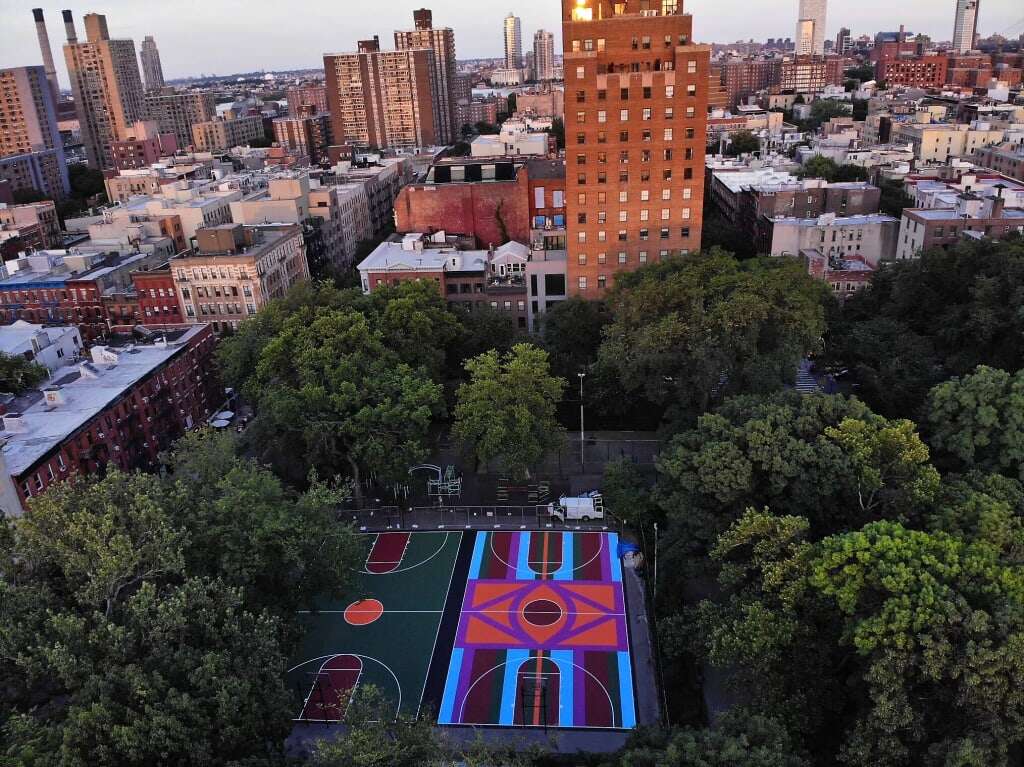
[343,598,384,626]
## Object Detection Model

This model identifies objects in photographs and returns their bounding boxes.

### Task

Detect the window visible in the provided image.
[576,90,586,103]
[661,209,671,220]
[664,128,673,141]
[666,85,675,98]
[685,127,695,139]
[598,110,607,123]
[598,230,607,241]
[687,60,697,73]
[598,275,607,290]
[643,108,652,120]
[576,132,586,145]
[578,192,587,205]
[619,190,628,203]
[640,228,650,240]
[686,106,695,117]
[687,84,697,95]
[664,149,673,161]
[665,107,674,120]
[583,39,594,51]
[598,131,607,144]
[683,168,693,180]
[598,152,608,164]
[620,87,629,99]
[576,66,585,79]
[620,109,629,121]
[642,130,652,142]
[639,251,648,263]
[598,252,607,264]
[663,169,673,181]
[578,276,588,290]
[620,130,629,142]
[618,252,627,264]
[683,187,692,199]
[641,189,650,201]
[681,227,691,237]
[578,173,587,184]
[577,111,586,123]
[619,171,629,182]
[619,210,628,222]
[619,150,629,164]
[643,86,652,99]
[682,207,691,219]
[577,213,587,224]
[577,232,587,243]
[578,253,587,265]
[598,89,607,100]
[598,211,607,223]
[640,209,650,221]
[660,228,670,239]
[577,153,587,165]
[662,189,671,200]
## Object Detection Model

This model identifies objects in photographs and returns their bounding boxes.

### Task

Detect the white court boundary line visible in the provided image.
[417,530,461,717]
[290,653,402,722]
[359,531,452,575]
[295,654,363,723]
[454,655,617,729]
[363,531,412,574]
[488,530,605,576]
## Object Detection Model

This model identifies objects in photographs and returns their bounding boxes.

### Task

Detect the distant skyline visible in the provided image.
[0,0,1020,86]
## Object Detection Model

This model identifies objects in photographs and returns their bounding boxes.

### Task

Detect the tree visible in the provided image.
[844,64,875,82]
[798,155,839,181]
[163,429,363,614]
[617,710,810,767]
[654,393,938,566]
[311,686,443,767]
[1,578,294,766]
[244,308,443,495]
[540,296,611,380]
[474,121,499,135]
[453,344,566,478]
[726,129,760,156]
[0,352,49,394]
[454,304,521,364]
[597,252,828,421]
[551,116,565,150]
[11,188,47,204]
[832,163,869,182]
[12,471,185,617]
[925,366,1024,479]
[878,178,913,217]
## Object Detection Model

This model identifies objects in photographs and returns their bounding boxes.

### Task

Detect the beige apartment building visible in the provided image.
[191,115,266,152]
[893,122,1007,163]
[324,39,441,149]
[143,90,217,149]
[394,9,457,145]
[62,12,146,170]
[172,224,308,332]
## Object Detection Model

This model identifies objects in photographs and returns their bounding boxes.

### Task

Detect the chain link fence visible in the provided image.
[337,505,622,533]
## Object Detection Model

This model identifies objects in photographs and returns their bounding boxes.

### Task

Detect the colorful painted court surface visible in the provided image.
[289,530,637,730]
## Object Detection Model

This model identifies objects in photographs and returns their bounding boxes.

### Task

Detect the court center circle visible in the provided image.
[523,599,563,627]
[344,599,384,626]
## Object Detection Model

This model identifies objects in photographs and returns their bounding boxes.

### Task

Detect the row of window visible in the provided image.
[576,84,697,102]
[574,60,698,80]
[576,228,693,252]
[577,126,697,144]
[577,146,695,164]
[576,106,697,123]
[578,188,694,205]
[577,207,693,226]
[576,167,695,184]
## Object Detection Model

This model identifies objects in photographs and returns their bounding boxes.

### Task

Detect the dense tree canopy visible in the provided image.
[453,344,566,478]
[0,352,49,394]
[828,237,1024,417]
[598,252,828,423]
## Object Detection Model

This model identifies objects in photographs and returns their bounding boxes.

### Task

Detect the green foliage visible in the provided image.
[551,116,565,150]
[878,178,913,217]
[602,459,654,528]
[598,252,828,421]
[798,157,868,183]
[925,366,1024,479]
[725,129,760,156]
[474,121,499,135]
[11,188,47,204]
[654,393,937,565]
[67,163,106,201]
[311,686,442,767]
[540,296,611,380]
[845,64,876,82]
[454,304,522,364]
[0,352,50,394]
[617,710,810,767]
[831,238,1024,417]
[0,448,353,765]
[453,344,566,478]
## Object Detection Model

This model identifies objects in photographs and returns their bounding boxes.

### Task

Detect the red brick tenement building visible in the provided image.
[0,324,219,516]
[562,0,710,297]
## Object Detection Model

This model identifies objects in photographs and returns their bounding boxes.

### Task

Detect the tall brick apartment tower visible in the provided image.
[562,0,710,296]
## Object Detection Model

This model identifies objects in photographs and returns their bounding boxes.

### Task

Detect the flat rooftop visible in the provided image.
[772,213,900,226]
[905,207,1024,221]
[0,325,207,477]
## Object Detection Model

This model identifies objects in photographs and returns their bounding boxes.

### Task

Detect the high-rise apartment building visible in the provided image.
[562,0,710,297]
[953,0,980,54]
[139,36,165,91]
[324,39,441,149]
[534,29,556,81]
[0,66,70,198]
[795,0,827,56]
[504,14,523,69]
[835,27,852,56]
[395,9,457,145]
[62,11,146,170]
[143,90,216,150]
[286,84,329,116]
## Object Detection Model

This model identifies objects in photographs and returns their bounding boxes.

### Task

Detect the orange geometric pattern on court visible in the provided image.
[344,598,384,626]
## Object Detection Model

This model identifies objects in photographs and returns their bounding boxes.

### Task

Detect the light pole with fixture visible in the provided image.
[578,372,586,470]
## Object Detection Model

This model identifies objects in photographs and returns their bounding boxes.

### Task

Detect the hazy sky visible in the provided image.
[0,0,1020,85]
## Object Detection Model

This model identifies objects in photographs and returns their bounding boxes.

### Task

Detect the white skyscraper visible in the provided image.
[533,29,555,81]
[795,0,827,56]
[503,13,522,70]
[952,0,980,53]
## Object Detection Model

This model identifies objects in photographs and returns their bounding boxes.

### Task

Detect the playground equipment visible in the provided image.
[409,464,463,499]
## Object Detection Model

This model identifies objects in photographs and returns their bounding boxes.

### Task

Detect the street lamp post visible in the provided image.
[578,372,586,471]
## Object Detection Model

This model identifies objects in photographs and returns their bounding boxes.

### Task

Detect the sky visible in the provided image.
[0,0,1021,86]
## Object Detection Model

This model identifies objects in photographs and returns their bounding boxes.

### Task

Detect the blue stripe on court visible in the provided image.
[609,532,623,583]
[553,532,574,581]
[515,531,532,580]
[468,531,486,579]
[617,650,636,729]
[550,650,574,726]
[500,649,531,725]
[438,647,464,724]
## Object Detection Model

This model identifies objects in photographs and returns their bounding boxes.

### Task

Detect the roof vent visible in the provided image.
[3,413,28,434]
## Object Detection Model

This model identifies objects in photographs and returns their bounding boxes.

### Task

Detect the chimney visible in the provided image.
[62,10,77,43]
[32,9,61,104]
[414,8,433,30]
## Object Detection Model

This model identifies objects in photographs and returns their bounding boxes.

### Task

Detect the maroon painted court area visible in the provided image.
[300,654,362,722]
[365,532,411,574]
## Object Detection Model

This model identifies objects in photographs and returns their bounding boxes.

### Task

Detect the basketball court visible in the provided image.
[289,529,638,732]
